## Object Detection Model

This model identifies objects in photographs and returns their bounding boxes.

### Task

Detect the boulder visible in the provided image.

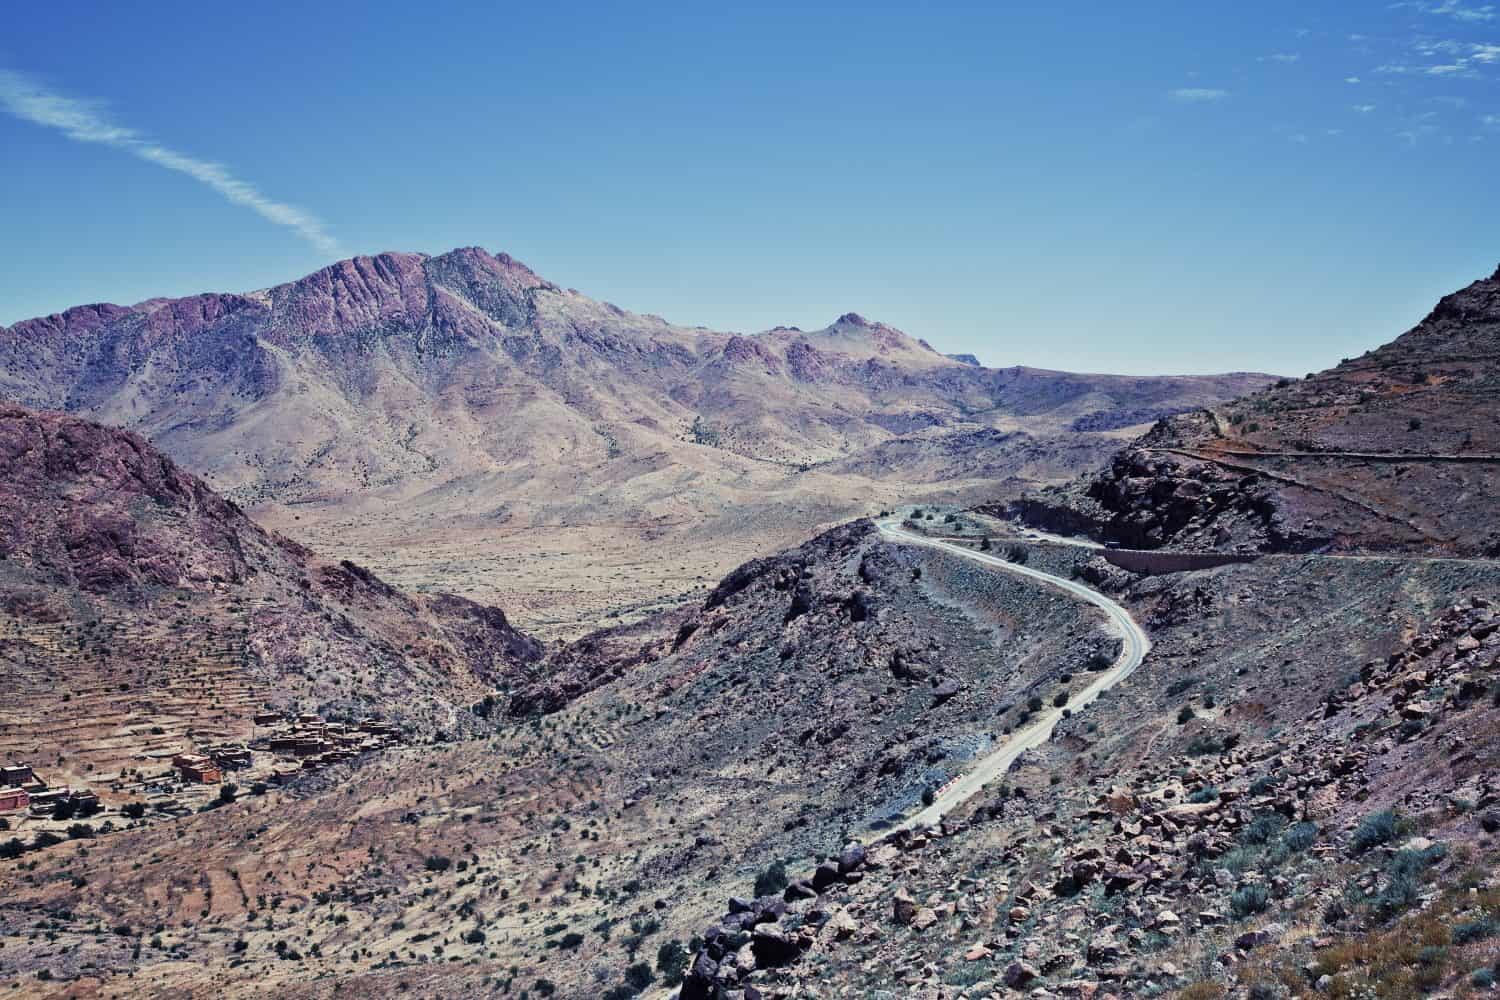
[1087,936,1123,963]
[1104,786,1138,814]
[822,907,859,941]
[752,896,786,924]
[751,924,801,966]
[1235,923,1285,951]
[811,861,844,891]
[679,951,719,1000]
[783,880,817,901]
[838,842,867,874]
[1004,961,1041,988]
[931,678,962,705]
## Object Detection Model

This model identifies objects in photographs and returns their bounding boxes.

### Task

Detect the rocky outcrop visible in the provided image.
[1006,266,1500,556]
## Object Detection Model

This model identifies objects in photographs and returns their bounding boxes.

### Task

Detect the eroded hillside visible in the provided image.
[1007,266,1500,557]
[0,405,540,793]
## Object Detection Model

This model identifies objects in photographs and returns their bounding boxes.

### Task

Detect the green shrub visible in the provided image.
[624,962,655,990]
[656,940,690,984]
[1350,809,1397,854]
[1187,786,1219,804]
[753,860,789,898]
[1279,821,1318,853]
[424,855,452,872]
[1231,884,1270,917]
[1367,845,1443,920]
[1248,773,1279,795]
[1185,733,1223,757]
[1472,968,1496,989]
[1239,812,1287,847]
[1453,917,1496,944]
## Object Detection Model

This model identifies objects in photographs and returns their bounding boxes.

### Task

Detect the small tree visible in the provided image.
[625,962,655,990]
[753,860,789,898]
[657,940,690,984]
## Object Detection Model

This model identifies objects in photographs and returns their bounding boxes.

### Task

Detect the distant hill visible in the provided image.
[0,248,1274,631]
[1006,265,1500,555]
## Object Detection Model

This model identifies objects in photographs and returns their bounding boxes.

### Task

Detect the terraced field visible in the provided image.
[0,602,269,793]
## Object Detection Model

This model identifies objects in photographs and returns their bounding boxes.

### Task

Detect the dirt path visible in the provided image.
[874,519,1150,833]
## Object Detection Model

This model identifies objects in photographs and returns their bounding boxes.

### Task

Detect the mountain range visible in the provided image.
[0,248,1272,635]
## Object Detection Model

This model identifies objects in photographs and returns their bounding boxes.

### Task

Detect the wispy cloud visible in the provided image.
[0,67,338,256]
[1169,87,1230,102]
[1354,104,1380,113]
[1262,52,1303,63]
[1393,1,1497,22]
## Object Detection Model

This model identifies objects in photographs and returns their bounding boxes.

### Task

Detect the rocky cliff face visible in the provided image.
[1006,265,1500,556]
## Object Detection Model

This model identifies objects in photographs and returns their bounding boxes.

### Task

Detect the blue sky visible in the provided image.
[2,2,1497,375]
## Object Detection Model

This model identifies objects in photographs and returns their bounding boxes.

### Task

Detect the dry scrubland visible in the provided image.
[0,521,1118,997]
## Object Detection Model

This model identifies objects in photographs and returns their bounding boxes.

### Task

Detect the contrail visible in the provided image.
[0,67,338,256]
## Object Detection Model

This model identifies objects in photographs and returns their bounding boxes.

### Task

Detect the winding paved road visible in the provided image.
[874,518,1150,833]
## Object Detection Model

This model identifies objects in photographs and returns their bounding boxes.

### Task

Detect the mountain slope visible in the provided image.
[0,404,540,790]
[0,248,1274,633]
[1007,264,1500,555]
